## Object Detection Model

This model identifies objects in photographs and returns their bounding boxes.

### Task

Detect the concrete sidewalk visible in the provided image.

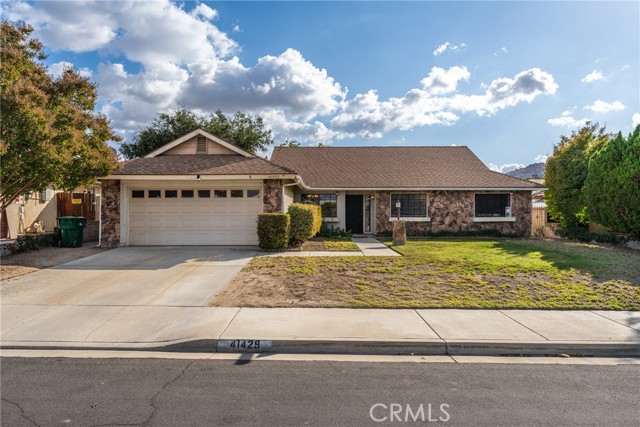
[256,237,400,257]
[2,307,639,357]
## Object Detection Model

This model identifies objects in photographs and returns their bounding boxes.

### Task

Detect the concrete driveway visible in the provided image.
[1,246,257,307]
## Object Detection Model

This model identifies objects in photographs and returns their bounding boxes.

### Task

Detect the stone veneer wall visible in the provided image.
[263,179,283,213]
[375,191,532,236]
[100,179,121,247]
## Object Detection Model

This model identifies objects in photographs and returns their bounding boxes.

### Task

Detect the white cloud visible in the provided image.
[3,0,560,145]
[48,61,93,78]
[581,70,604,83]
[534,154,549,163]
[584,100,625,113]
[233,25,241,33]
[547,110,588,128]
[632,113,640,127]
[433,41,467,56]
[488,163,524,174]
[331,67,557,139]
[494,47,508,56]
[621,64,631,72]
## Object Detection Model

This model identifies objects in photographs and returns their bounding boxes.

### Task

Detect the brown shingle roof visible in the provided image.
[271,146,542,189]
[112,155,296,176]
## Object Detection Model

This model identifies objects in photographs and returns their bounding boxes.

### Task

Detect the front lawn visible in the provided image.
[211,238,640,310]
[299,237,360,252]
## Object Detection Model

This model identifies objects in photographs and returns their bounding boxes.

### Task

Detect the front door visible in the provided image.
[345,195,363,234]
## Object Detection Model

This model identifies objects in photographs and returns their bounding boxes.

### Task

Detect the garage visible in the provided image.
[128,186,262,245]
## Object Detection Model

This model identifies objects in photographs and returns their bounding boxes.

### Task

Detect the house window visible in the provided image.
[148,190,161,198]
[247,189,260,198]
[230,190,244,198]
[214,190,227,198]
[301,194,337,218]
[390,193,427,218]
[165,190,178,198]
[198,190,210,198]
[181,190,194,198]
[132,190,145,198]
[196,136,207,154]
[475,193,511,217]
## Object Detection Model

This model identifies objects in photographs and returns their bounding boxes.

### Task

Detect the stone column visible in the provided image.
[263,179,283,213]
[100,179,120,247]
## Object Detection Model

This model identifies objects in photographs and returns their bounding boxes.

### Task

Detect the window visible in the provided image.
[196,136,207,154]
[475,193,510,217]
[230,190,244,198]
[165,190,178,198]
[148,190,161,198]
[214,190,227,198]
[198,190,210,198]
[181,190,194,198]
[247,189,260,198]
[390,193,427,218]
[132,190,145,198]
[301,194,338,218]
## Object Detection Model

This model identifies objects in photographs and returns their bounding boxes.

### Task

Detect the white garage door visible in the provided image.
[129,187,262,245]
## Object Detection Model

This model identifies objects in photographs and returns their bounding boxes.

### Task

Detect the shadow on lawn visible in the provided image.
[491,239,640,285]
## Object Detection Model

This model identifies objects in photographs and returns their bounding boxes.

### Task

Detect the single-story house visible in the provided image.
[100,129,544,247]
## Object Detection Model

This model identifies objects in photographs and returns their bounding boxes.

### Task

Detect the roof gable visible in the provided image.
[145,129,253,158]
[271,146,543,190]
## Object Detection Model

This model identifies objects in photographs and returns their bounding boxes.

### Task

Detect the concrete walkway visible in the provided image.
[2,307,638,357]
[257,237,400,257]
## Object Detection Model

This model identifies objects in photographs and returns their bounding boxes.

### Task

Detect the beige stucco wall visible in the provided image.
[162,136,237,155]
[4,191,59,238]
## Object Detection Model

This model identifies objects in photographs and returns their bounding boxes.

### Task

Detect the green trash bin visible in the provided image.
[57,216,87,248]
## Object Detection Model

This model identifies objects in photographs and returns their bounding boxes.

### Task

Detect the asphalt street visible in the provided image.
[1,357,639,426]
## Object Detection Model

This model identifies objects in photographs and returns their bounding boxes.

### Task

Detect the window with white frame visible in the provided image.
[301,194,338,218]
[475,193,511,217]
[390,193,428,218]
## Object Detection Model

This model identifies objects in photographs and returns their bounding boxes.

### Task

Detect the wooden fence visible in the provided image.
[56,192,96,220]
[532,206,547,232]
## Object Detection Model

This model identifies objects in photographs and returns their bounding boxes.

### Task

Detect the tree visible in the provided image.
[544,122,609,228]
[120,107,274,159]
[0,21,119,214]
[584,126,640,235]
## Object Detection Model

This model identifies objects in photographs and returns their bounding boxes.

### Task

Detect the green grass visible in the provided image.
[234,238,640,310]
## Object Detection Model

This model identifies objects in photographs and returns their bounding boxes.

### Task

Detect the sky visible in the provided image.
[3,1,639,172]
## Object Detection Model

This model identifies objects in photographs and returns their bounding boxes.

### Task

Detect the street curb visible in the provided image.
[2,339,639,357]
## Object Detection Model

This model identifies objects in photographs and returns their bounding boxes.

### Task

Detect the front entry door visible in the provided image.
[345,195,364,234]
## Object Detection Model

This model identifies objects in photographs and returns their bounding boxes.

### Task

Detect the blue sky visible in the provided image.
[3,1,639,171]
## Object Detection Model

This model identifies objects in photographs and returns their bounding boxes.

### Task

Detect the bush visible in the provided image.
[257,213,290,250]
[288,203,322,245]
[556,227,630,246]
[376,228,519,238]
[12,230,61,253]
[318,226,352,238]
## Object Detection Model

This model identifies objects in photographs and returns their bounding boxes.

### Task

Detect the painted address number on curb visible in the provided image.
[219,339,271,352]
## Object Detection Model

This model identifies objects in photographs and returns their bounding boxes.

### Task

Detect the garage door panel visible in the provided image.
[129,187,261,245]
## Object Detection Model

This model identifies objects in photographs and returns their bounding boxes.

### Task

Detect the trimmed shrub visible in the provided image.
[375,228,519,238]
[556,227,630,246]
[12,230,62,253]
[257,213,290,250]
[288,203,322,245]
[318,226,352,239]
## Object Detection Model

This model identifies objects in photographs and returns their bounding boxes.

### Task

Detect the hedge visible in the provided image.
[288,203,322,245]
[556,227,630,246]
[12,230,62,253]
[257,213,290,250]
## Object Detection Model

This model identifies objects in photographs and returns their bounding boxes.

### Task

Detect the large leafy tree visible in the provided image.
[120,107,274,159]
[0,21,119,214]
[544,122,609,228]
[584,126,640,235]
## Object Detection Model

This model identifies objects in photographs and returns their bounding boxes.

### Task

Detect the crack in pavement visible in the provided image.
[141,360,196,427]
[2,397,41,427]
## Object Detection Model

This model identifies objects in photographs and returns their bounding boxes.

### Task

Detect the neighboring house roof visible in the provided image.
[271,146,543,190]
[112,155,296,176]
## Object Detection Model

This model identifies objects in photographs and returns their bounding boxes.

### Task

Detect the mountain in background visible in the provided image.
[506,162,545,179]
